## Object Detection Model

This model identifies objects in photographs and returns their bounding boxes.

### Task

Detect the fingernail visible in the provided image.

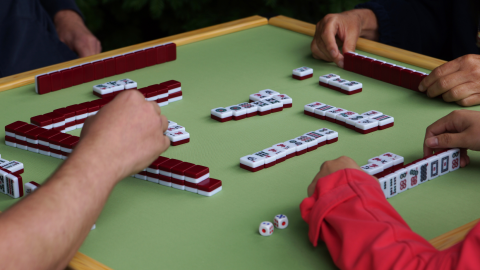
[330,50,336,56]
[338,60,344,68]
[426,137,438,147]
[418,84,425,92]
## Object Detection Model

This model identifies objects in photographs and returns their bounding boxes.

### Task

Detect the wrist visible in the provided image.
[54,10,82,27]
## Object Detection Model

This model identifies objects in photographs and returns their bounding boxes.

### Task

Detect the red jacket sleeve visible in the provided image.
[300,168,480,269]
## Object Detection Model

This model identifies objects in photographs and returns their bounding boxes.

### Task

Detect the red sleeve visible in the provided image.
[299,168,480,269]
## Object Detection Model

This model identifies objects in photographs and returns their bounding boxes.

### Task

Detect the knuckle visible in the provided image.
[441,133,452,145]
[433,66,444,77]
[464,54,476,64]
[438,78,449,90]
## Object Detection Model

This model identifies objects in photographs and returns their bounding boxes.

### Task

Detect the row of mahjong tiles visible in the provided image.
[93,79,182,105]
[343,52,428,92]
[304,102,394,134]
[240,128,338,172]
[0,156,25,199]
[361,149,461,199]
[211,90,292,122]
[35,42,176,95]
[132,156,222,197]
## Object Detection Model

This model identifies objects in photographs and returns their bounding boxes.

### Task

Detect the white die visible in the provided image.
[274,214,288,229]
[259,221,274,236]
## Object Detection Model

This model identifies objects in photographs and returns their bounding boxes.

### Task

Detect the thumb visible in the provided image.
[425,133,467,149]
[339,32,358,68]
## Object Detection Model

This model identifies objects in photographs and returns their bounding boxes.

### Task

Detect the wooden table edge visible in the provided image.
[268,14,476,251]
[0,15,268,93]
[268,15,446,71]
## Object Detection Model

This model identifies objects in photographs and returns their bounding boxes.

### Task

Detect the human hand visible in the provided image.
[311,9,378,68]
[74,90,170,182]
[307,156,362,197]
[419,54,480,106]
[423,110,480,167]
[54,10,101,57]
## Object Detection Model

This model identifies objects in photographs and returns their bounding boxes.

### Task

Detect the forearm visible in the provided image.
[0,144,118,270]
[354,9,379,41]
[300,169,475,269]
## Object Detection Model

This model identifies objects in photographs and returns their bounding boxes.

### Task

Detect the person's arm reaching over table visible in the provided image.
[300,152,480,269]
[0,90,170,270]
[40,0,101,57]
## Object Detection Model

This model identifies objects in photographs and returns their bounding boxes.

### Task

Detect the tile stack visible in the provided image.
[134,156,222,197]
[344,52,428,92]
[360,149,460,199]
[35,43,176,95]
[304,102,394,134]
[240,128,338,172]
[211,89,292,123]
[0,154,25,199]
[319,74,363,95]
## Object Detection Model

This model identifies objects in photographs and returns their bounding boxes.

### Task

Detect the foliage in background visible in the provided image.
[76,0,368,52]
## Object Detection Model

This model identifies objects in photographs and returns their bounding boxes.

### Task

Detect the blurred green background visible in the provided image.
[76,0,367,52]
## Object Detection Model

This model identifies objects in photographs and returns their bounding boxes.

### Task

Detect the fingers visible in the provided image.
[456,93,480,107]
[419,58,462,92]
[339,31,358,68]
[311,36,333,62]
[441,82,479,102]
[460,149,469,167]
[423,71,470,97]
[320,25,341,64]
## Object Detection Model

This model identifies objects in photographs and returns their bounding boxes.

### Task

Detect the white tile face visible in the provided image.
[263,98,283,109]
[259,89,279,96]
[304,102,325,112]
[369,157,394,170]
[105,81,124,92]
[292,67,313,76]
[325,108,347,120]
[386,173,398,198]
[264,147,286,160]
[304,131,326,144]
[273,142,296,156]
[427,156,440,180]
[169,96,182,102]
[5,174,21,198]
[329,78,349,88]
[284,139,307,152]
[319,74,340,83]
[448,148,461,172]
[406,164,420,189]
[314,105,336,116]
[238,102,258,114]
[117,79,137,89]
[361,110,383,118]
[274,214,288,229]
[0,170,8,194]
[227,105,246,116]
[378,177,389,198]
[251,101,271,112]
[273,94,292,104]
[147,177,159,184]
[168,120,177,127]
[396,168,408,193]
[380,153,404,165]
[372,114,394,126]
[185,173,209,184]
[166,131,190,142]
[211,107,233,118]
[437,152,450,176]
[355,119,379,130]
[240,155,265,168]
[336,111,358,123]
[1,161,23,173]
[259,221,274,236]
[316,129,338,140]
[171,183,185,190]
[185,186,197,193]
[93,84,113,95]
[254,151,276,164]
[24,182,38,195]
[416,159,429,184]
[341,81,362,91]
[295,135,317,148]
[346,115,365,126]
[166,125,185,133]
[158,180,172,187]
[250,93,268,102]
[361,163,383,176]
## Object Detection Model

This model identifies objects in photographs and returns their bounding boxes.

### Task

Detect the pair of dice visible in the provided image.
[259,214,288,236]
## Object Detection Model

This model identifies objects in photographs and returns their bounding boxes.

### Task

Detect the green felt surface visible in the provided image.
[1,25,480,269]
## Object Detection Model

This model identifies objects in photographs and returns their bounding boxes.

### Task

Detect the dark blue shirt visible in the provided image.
[356,0,480,61]
[0,0,83,78]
